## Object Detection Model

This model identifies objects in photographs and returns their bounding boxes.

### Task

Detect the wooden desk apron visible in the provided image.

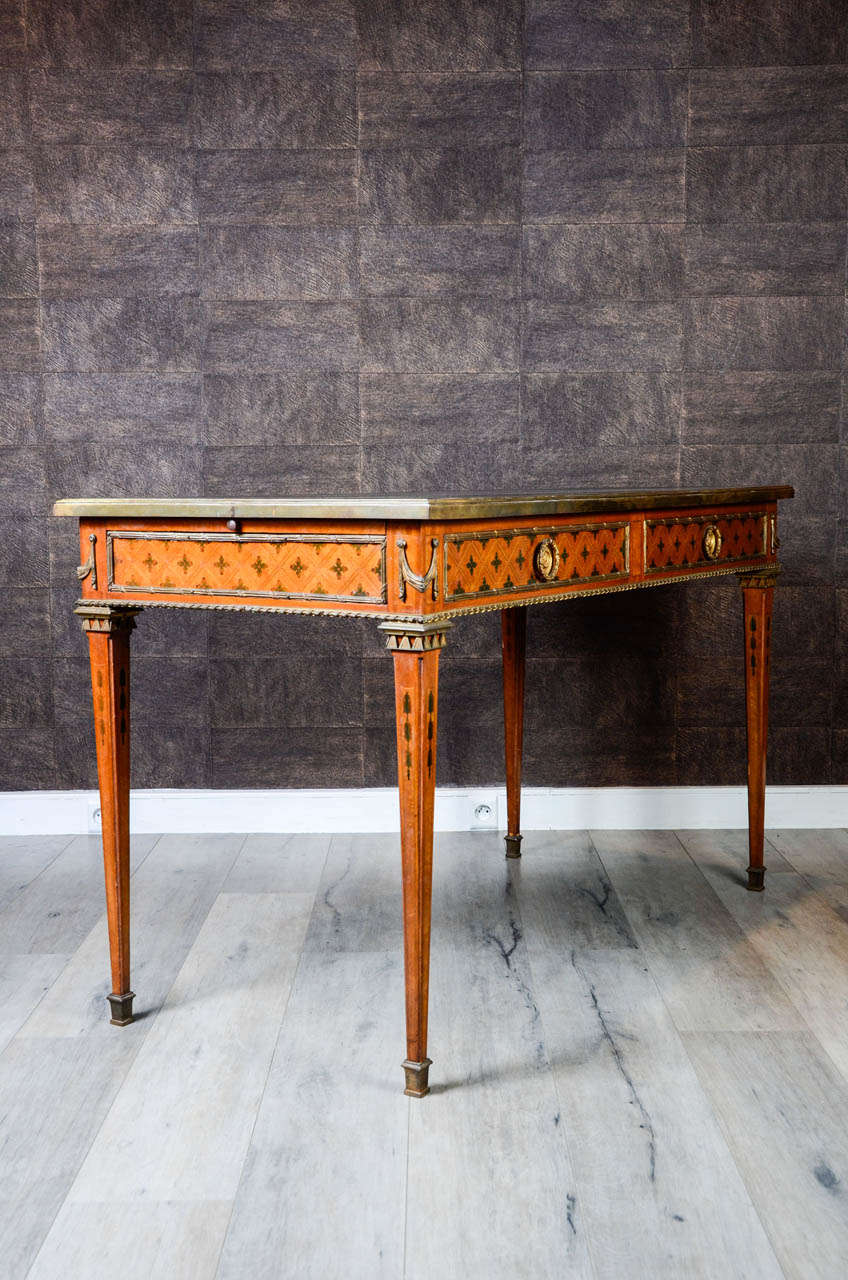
[55,487,793,1097]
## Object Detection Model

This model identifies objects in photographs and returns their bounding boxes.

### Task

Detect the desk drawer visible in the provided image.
[106,530,388,604]
[444,521,630,602]
[643,510,768,575]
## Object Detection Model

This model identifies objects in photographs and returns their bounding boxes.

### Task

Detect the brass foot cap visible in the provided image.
[505,833,522,859]
[746,866,766,893]
[402,1058,432,1098]
[108,991,135,1026]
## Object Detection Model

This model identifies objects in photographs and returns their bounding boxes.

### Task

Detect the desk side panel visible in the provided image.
[426,501,779,619]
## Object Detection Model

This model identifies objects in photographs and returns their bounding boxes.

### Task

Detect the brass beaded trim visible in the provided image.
[74,559,775,625]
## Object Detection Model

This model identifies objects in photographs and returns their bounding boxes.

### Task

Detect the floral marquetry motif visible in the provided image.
[106,533,387,604]
[644,512,766,575]
[444,524,629,601]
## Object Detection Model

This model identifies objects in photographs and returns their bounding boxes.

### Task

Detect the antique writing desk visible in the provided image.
[55,486,792,1097]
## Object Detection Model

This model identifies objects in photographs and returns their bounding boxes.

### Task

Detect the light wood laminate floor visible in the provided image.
[2,828,848,1279]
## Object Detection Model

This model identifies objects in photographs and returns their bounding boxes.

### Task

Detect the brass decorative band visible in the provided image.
[81,561,774,623]
[378,620,450,653]
[643,510,767,576]
[75,602,142,634]
[397,538,439,602]
[76,533,98,589]
[444,522,630,602]
[737,565,781,590]
[105,530,388,605]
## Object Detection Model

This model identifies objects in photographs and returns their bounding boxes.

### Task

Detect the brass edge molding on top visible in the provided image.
[52,486,795,521]
[397,538,439,602]
[76,533,97,589]
[443,521,630,602]
[105,529,388,606]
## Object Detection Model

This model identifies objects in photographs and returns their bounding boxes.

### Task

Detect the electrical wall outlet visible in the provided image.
[470,799,497,829]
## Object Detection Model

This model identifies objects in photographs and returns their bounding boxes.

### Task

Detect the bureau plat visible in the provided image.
[54,486,793,1097]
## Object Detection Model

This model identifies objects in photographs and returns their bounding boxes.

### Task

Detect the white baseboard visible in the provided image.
[0,785,846,836]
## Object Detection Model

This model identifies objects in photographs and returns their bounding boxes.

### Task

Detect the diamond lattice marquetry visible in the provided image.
[645,514,764,573]
[446,526,628,600]
[110,536,385,601]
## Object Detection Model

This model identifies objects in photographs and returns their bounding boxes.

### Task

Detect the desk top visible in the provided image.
[54,486,793,522]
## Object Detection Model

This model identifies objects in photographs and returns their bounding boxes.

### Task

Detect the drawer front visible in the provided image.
[444,522,630,602]
[106,531,387,604]
[643,510,767,575]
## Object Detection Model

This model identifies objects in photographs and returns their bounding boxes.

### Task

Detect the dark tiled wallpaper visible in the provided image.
[1,0,845,791]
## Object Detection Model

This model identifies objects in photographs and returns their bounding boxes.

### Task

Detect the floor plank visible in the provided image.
[18,834,246,1039]
[60,891,313,1205]
[674,829,795,879]
[217,835,408,1280]
[27,1201,232,1280]
[684,1031,848,1280]
[527,946,783,1280]
[767,829,848,883]
[222,833,331,894]
[680,830,848,1086]
[0,953,69,1053]
[0,1034,143,1280]
[0,834,157,954]
[499,830,637,952]
[591,830,803,1032]
[0,835,74,912]
[405,833,595,1280]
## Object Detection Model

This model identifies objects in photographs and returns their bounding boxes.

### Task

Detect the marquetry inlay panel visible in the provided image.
[644,512,766,575]
[106,532,387,603]
[444,523,630,602]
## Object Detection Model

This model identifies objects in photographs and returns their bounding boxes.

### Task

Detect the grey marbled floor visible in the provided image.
[2,827,848,1279]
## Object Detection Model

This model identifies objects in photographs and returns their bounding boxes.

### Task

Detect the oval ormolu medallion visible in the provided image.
[533,537,560,582]
[702,524,722,561]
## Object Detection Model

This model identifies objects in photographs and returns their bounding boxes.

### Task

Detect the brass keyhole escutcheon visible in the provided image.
[533,537,560,582]
[702,524,722,561]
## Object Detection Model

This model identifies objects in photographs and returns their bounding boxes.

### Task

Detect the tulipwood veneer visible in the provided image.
[55,485,793,1095]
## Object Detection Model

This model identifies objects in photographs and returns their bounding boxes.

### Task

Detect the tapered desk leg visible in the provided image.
[379,621,448,1098]
[502,607,527,859]
[76,603,141,1024]
[739,570,778,892]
